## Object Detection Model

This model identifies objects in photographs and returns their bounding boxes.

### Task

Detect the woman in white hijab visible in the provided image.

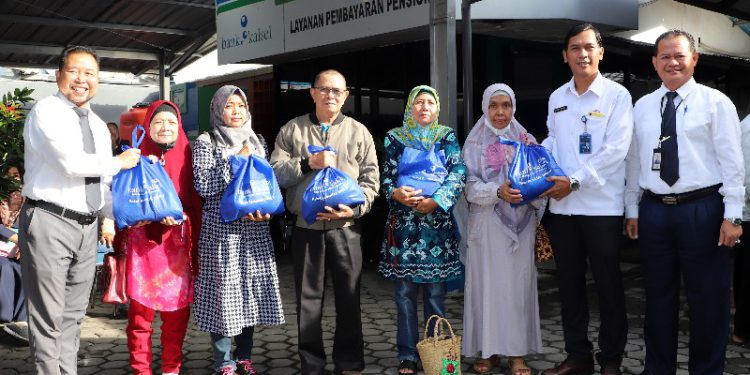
[461,83,542,375]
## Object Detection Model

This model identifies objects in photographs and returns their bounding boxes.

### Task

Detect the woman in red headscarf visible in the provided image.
[122,100,201,375]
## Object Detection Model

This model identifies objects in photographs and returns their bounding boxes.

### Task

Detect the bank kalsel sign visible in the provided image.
[221,16,272,49]
[216,0,283,64]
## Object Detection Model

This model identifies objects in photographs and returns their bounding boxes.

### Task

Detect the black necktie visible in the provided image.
[660,91,679,186]
[73,107,101,212]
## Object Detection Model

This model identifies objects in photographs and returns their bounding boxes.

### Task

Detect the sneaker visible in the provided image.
[3,321,29,343]
[236,359,257,375]
[217,366,236,375]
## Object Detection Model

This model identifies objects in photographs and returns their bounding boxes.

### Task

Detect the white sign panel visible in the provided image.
[216,0,284,64]
[216,0,431,64]
[283,0,430,52]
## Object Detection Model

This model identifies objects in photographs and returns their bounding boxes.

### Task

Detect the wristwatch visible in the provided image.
[569,177,580,192]
[727,218,743,226]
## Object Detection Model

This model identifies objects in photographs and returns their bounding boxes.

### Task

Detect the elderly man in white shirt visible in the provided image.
[19,46,140,375]
[539,23,633,375]
[625,30,744,375]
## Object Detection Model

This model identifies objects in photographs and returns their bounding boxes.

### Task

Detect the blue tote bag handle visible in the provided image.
[307,145,336,154]
[131,125,146,149]
[498,136,518,147]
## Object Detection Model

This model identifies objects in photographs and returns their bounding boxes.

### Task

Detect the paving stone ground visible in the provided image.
[2,249,750,374]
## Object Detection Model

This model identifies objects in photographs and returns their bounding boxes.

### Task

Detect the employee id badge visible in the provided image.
[651,148,662,171]
[579,132,592,154]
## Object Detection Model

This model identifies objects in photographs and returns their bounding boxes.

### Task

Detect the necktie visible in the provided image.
[73,107,101,212]
[660,91,679,186]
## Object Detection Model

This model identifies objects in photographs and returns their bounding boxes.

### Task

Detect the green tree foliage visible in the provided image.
[0,87,34,200]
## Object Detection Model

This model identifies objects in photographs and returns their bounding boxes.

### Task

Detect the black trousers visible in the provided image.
[640,193,730,375]
[545,213,628,367]
[734,222,750,340]
[292,225,364,375]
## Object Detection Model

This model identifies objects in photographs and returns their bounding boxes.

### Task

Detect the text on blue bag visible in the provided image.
[301,145,365,224]
[396,144,447,197]
[500,137,566,206]
[220,154,284,222]
[112,125,183,229]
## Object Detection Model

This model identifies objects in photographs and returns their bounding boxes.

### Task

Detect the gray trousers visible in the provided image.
[19,204,98,375]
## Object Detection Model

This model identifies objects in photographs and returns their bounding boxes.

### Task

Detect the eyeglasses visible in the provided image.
[315,87,348,97]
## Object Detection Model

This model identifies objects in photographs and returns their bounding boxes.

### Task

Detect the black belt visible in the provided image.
[27,199,99,225]
[643,184,722,206]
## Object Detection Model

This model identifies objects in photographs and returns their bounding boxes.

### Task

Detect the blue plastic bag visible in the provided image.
[396,144,448,197]
[302,145,366,224]
[220,154,284,223]
[500,137,566,206]
[112,126,184,229]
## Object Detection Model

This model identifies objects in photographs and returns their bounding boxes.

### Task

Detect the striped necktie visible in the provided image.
[73,107,101,212]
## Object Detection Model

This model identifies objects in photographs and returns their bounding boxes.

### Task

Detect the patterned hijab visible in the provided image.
[209,85,265,157]
[391,85,451,151]
[463,83,535,252]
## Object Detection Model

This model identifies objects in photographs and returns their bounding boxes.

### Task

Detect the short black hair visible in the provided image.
[312,69,346,88]
[563,23,602,50]
[58,46,100,72]
[4,158,24,177]
[653,29,696,56]
[106,122,118,130]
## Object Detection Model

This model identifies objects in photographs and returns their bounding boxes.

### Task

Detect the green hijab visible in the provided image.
[391,85,451,151]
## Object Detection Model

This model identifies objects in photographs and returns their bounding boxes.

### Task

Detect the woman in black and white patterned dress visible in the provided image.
[192,85,285,375]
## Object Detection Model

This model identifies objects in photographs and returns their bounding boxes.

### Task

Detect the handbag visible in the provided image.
[416,315,462,375]
[500,137,566,206]
[301,145,366,224]
[220,154,285,223]
[535,223,554,263]
[396,144,448,197]
[101,251,128,304]
[112,125,184,229]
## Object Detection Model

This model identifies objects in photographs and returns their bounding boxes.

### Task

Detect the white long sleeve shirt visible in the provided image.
[541,73,634,216]
[624,78,744,219]
[742,115,750,221]
[22,92,121,213]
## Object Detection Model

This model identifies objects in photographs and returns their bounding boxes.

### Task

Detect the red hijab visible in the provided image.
[119,100,201,271]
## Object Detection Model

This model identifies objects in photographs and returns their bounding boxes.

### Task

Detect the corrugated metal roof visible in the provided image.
[0,0,216,75]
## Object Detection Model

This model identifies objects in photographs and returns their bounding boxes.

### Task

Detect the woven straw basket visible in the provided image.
[416,315,462,375]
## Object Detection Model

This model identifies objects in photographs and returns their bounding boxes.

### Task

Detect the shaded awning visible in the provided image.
[0,0,217,75]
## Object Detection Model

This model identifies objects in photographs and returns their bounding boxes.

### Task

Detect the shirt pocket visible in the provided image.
[682,110,711,136]
[584,113,609,130]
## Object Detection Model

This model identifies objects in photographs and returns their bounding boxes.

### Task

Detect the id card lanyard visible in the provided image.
[652,95,686,171]
[579,115,592,154]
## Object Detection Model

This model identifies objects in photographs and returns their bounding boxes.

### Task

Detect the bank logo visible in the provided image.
[221,13,273,50]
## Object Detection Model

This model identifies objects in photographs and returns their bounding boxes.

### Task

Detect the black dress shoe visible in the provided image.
[540,360,595,375]
[600,365,622,375]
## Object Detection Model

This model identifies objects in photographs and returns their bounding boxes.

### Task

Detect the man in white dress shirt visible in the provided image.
[540,23,633,375]
[20,46,140,375]
[625,29,744,375]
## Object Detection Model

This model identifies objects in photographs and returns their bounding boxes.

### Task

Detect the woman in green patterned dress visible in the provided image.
[379,85,466,374]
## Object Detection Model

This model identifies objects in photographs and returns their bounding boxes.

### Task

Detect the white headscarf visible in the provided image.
[462,83,536,252]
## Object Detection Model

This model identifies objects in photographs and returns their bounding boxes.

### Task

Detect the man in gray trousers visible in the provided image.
[20,46,140,374]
